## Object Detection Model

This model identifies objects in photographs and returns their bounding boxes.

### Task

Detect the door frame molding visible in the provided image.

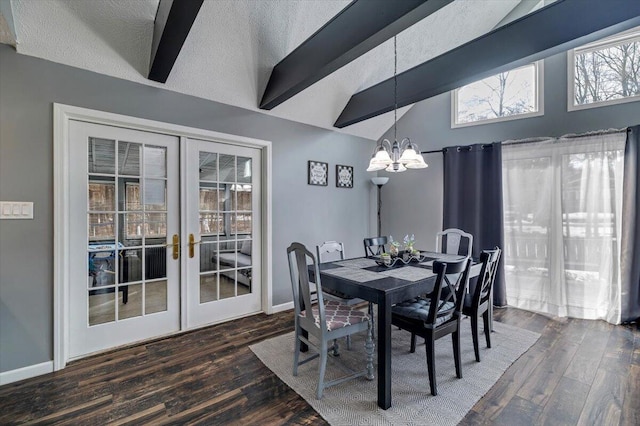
[53,103,273,370]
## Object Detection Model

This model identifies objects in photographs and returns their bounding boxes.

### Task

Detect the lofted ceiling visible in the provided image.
[0,0,574,141]
[0,0,533,140]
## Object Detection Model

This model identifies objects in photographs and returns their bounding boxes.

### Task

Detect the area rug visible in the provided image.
[250,318,539,425]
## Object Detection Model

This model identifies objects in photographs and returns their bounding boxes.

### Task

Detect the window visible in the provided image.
[88,181,115,240]
[88,181,166,240]
[198,184,252,236]
[123,183,166,239]
[569,27,640,110]
[452,62,543,127]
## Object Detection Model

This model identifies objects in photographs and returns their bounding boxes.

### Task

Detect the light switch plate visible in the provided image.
[0,201,34,219]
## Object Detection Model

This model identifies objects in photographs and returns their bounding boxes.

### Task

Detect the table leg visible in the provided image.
[377,298,392,409]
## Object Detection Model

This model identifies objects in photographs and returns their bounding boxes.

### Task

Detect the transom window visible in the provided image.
[569,27,640,110]
[452,62,543,128]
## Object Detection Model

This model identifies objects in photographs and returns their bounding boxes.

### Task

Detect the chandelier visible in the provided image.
[367,36,428,173]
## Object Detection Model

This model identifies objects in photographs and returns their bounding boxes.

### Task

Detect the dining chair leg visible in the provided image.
[365,318,375,380]
[471,314,480,362]
[293,327,301,376]
[410,333,417,353]
[346,335,352,350]
[368,302,376,340]
[318,340,328,399]
[332,339,340,356]
[425,337,437,396]
[483,310,492,348]
[452,329,462,379]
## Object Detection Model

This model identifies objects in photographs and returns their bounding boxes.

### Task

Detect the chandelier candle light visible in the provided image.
[367,36,428,173]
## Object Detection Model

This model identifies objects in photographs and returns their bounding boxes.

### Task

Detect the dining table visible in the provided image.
[310,251,482,410]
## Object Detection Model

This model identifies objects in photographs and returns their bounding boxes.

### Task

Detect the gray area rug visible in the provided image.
[250,318,540,425]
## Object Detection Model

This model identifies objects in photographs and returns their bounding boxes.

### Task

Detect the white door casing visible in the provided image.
[54,104,273,370]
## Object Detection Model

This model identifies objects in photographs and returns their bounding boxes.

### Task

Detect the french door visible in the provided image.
[67,121,262,359]
[185,139,262,328]
[69,121,180,358]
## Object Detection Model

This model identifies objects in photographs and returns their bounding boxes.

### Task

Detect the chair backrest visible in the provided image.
[435,228,473,258]
[427,258,471,327]
[287,242,326,332]
[316,241,345,264]
[363,236,388,257]
[472,247,502,308]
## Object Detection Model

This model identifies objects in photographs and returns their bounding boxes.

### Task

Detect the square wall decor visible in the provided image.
[308,161,328,186]
[336,164,353,188]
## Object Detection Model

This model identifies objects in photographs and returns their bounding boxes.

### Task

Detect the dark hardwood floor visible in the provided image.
[1,307,638,425]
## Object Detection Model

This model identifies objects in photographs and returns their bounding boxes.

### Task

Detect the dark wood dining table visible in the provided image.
[311,251,481,410]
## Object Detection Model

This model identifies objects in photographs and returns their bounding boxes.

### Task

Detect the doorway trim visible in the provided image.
[53,103,273,371]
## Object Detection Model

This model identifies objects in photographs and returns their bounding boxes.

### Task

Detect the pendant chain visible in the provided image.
[393,36,398,144]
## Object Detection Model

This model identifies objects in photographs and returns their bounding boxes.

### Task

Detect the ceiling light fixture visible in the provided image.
[367,36,428,173]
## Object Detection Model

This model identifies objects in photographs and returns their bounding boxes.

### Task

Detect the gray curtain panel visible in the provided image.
[443,142,506,307]
[621,125,640,323]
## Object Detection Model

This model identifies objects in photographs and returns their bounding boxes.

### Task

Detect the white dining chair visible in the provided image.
[316,241,375,344]
[288,242,372,399]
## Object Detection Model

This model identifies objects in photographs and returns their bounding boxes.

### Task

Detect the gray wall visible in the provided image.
[0,44,375,372]
[379,154,443,251]
[376,50,640,245]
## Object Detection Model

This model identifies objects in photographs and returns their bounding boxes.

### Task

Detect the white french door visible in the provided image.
[184,139,262,328]
[68,121,180,358]
[65,118,264,360]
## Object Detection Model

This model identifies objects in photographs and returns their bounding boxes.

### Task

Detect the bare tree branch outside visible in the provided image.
[574,31,640,106]
[456,63,538,125]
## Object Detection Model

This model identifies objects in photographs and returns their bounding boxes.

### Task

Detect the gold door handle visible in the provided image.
[171,234,179,260]
[189,233,201,258]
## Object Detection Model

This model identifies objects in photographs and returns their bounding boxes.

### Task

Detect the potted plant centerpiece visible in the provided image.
[380,252,391,266]
[403,234,416,260]
[389,236,401,258]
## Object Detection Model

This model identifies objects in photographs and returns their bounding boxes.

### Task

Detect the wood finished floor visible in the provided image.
[1,307,638,425]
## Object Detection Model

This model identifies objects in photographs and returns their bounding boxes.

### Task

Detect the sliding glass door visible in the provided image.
[502,132,626,322]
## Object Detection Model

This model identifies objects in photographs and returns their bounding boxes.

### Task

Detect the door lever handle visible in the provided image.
[189,233,201,258]
[171,234,179,260]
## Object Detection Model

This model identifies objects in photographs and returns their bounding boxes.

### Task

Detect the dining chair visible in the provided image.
[287,242,372,399]
[363,236,388,257]
[317,241,375,344]
[463,247,501,362]
[435,228,473,258]
[391,257,471,396]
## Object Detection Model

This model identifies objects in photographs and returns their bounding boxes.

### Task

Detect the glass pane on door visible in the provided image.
[198,152,253,304]
[86,138,169,327]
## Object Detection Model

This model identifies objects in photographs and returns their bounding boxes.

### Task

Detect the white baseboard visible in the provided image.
[0,361,54,386]
[271,301,294,314]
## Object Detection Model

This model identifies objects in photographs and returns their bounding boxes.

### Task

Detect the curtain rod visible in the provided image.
[503,127,627,146]
[419,127,630,153]
[420,143,495,154]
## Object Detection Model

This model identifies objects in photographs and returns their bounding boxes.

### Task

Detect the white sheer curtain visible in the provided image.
[502,131,626,323]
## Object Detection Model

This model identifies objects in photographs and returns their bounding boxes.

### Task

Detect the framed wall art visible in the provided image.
[308,160,328,186]
[336,164,353,188]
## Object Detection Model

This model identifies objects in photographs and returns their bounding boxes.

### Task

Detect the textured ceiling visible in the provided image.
[4,0,524,141]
